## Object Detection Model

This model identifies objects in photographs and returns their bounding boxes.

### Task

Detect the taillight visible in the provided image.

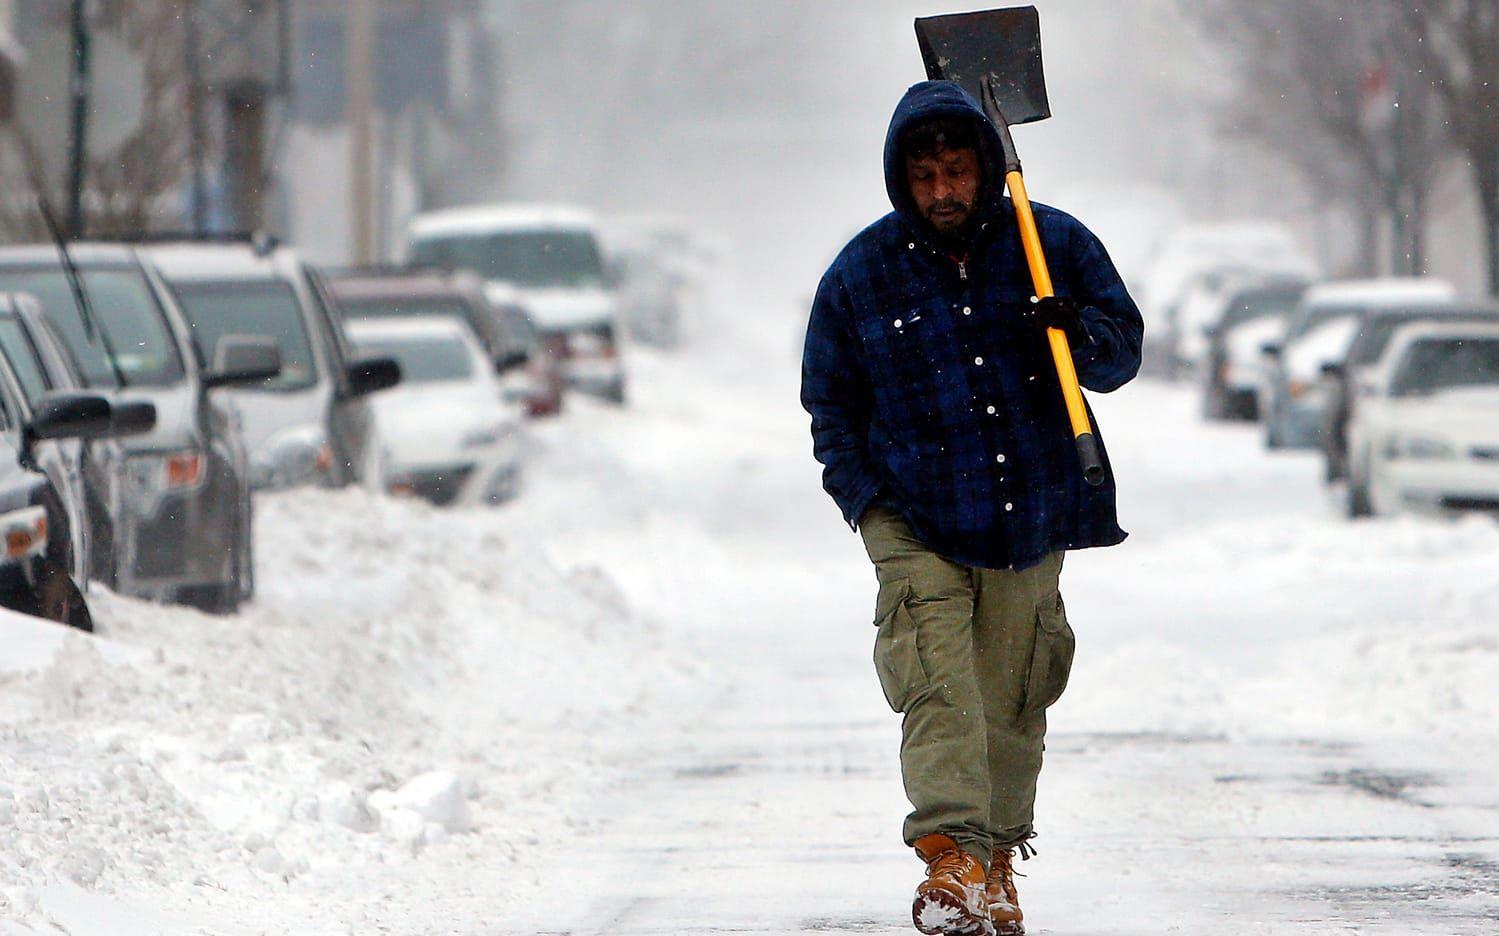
[165,452,206,488]
[0,507,47,560]
[315,443,334,475]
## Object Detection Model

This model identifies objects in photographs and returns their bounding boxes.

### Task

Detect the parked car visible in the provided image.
[1345,321,1499,517]
[146,240,401,491]
[0,294,157,590]
[0,298,157,629]
[347,317,526,506]
[1200,277,1307,420]
[406,204,626,404]
[1320,303,1499,483]
[0,244,273,612]
[324,268,558,417]
[1260,279,1457,450]
[600,215,713,349]
[1139,222,1316,378]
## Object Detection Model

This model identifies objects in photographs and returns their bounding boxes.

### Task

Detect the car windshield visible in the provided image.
[1221,288,1302,331]
[1391,337,1499,396]
[1349,312,1499,368]
[410,229,605,289]
[1286,303,1371,341]
[0,318,51,405]
[0,268,185,388]
[356,335,475,384]
[341,296,487,337]
[170,281,319,391]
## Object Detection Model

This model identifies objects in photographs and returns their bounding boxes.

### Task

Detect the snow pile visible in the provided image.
[0,483,699,932]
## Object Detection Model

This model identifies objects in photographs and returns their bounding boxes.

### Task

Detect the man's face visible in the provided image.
[905,146,981,236]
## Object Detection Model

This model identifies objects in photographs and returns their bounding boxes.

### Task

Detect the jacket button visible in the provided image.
[986,405,996,415]
[996,453,1006,464]
[962,306,972,315]
[973,356,983,366]
[1004,502,1014,512]
[908,242,916,249]
[894,318,903,328]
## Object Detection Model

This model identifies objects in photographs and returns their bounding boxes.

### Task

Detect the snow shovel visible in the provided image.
[915,5,1106,486]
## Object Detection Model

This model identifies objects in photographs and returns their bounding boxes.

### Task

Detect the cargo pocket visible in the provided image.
[1020,591,1076,721]
[872,577,929,713]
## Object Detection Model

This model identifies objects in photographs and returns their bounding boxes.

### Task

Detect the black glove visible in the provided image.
[1022,295,1086,346]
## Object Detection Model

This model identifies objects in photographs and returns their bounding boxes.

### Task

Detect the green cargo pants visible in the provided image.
[859,505,1075,868]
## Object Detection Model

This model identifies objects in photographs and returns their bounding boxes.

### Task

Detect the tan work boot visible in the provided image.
[985,846,1025,935]
[911,833,993,935]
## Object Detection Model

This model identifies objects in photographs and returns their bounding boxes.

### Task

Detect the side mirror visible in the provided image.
[495,348,530,374]
[1260,342,1283,359]
[203,335,283,390]
[29,391,114,440]
[345,356,401,397]
[1320,361,1345,378]
[108,399,157,437]
[1201,324,1220,339]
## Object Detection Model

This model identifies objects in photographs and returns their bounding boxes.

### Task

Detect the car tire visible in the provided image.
[178,582,241,615]
[33,558,93,632]
[1347,474,1374,519]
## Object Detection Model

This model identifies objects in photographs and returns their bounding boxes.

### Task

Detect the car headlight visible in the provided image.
[254,425,334,488]
[0,506,47,562]
[1384,434,1455,460]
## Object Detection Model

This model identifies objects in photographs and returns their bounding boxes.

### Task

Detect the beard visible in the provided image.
[926,197,976,235]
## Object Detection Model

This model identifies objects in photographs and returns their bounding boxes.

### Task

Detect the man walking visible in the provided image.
[800,81,1142,936]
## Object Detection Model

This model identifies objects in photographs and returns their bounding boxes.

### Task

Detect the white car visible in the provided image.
[1346,321,1499,517]
[406,204,626,403]
[347,317,525,506]
[147,241,398,490]
[1261,278,1458,449]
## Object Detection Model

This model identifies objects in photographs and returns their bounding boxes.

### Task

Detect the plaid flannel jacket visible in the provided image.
[801,81,1143,571]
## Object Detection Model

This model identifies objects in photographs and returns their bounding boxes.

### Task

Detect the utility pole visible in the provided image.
[347,0,377,265]
[66,0,90,238]
[184,0,209,234]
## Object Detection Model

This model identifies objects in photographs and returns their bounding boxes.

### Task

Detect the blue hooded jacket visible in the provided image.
[800,81,1143,571]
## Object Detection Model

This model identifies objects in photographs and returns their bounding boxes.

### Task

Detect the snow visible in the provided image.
[1285,314,1357,381]
[1302,276,1458,307]
[407,203,598,239]
[1,286,1498,932]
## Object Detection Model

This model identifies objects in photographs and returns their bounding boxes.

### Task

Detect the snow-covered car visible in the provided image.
[600,215,715,349]
[347,317,526,506]
[1345,321,1499,517]
[406,204,626,404]
[0,244,266,613]
[147,241,401,491]
[1200,278,1306,420]
[1139,222,1316,378]
[1320,303,1499,483]
[324,269,561,418]
[1260,278,1457,450]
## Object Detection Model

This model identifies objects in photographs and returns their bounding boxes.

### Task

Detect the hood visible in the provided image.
[883,80,1005,234]
[483,282,615,332]
[1224,316,1287,365]
[1386,387,1499,444]
[374,383,521,467]
[112,382,198,453]
[220,387,329,457]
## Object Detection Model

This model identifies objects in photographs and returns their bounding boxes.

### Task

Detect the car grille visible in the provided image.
[401,465,475,506]
[134,510,190,577]
[1441,496,1499,513]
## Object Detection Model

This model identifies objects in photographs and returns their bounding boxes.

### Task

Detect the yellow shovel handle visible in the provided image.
[1005,171,1105,485]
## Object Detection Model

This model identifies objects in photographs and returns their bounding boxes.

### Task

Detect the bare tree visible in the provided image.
[1400,2,1499,295]
[1185,0,1450,276]
[0,0,199,239]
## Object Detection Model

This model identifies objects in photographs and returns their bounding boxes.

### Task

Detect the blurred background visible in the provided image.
[0,2,1496,934]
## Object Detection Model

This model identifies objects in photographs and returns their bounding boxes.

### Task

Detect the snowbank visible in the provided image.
[0,482,700,932]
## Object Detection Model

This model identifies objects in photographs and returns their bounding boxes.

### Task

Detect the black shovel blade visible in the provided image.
[915,6,1050,125]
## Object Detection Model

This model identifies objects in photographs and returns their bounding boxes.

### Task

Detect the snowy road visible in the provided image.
[4,323,1499,934]
[494,342,1499,936]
